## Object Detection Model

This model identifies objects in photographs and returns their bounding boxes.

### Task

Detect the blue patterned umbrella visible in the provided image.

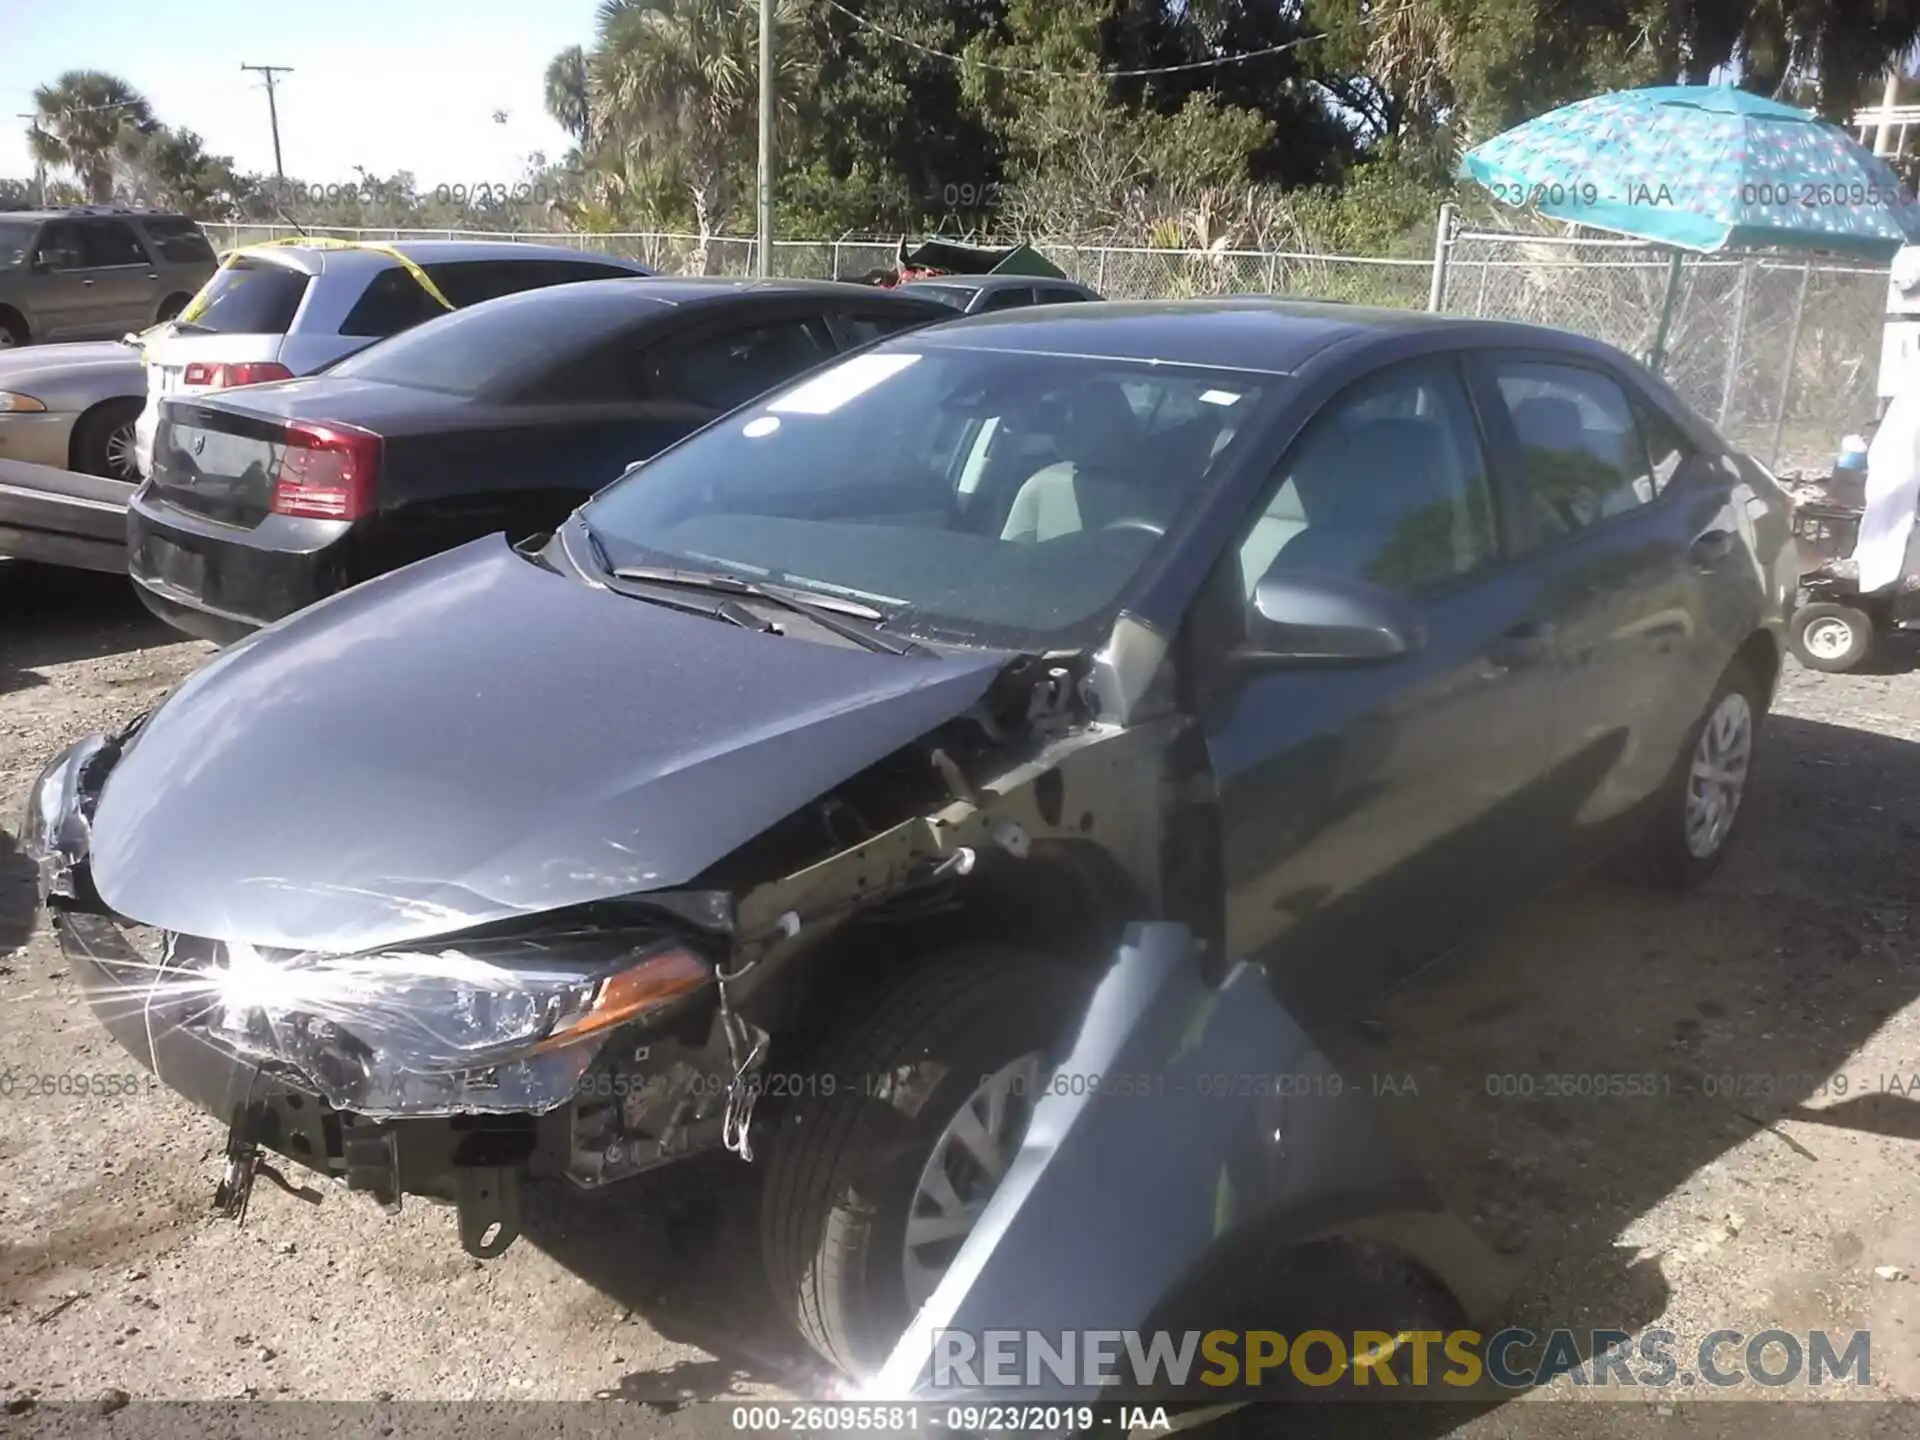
[1460,84,1920,259]
[1460,85,1920,370]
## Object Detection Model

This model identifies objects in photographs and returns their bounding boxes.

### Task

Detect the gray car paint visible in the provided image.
[0,454,134,572]
[87,534,1010,954]
[875,922,1507,1402]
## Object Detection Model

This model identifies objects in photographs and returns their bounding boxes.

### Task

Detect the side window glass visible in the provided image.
[837,312,923,347]
[979,286,1035,313]
[1492,360,1658,540]
[339,267,445,337]
[652,320,832,412]
[37,222,87,270]
[1636,402,1691,498]
[1238,363,1498,599]
[80,221,149,267]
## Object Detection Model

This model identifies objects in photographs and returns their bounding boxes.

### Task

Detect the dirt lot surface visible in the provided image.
[2,560,1918,1436]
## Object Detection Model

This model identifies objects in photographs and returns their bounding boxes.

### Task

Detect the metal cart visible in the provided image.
[1789,499,1920,671]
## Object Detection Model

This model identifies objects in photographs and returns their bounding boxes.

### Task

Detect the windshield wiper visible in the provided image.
[611,564,933,657]
[575,521,775,632]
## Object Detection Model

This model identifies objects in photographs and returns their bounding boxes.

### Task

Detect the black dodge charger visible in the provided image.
[125,276,955,642]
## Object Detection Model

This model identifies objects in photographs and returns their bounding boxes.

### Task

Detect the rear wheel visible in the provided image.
[71,398,145,482]
[1638,660,1763,889]
[1788,601,1874,673]
[760,945,1089,1377]
[155,293,190,325]
[0,309,27,348]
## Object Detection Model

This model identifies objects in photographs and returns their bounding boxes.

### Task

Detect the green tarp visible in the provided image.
[896,237,1068,280]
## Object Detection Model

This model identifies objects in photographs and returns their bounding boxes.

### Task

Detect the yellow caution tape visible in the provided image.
[139,235,459,359]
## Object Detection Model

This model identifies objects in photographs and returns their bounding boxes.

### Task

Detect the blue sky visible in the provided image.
[4,0,602,189]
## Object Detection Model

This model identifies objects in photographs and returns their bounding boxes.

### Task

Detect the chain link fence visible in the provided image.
[1436,226,1888,475]
[202,219,1889,474]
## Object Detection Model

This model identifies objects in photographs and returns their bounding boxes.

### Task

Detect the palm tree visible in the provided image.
[30,70,155,202]
[545,45,594,149]
[588,0,812,262]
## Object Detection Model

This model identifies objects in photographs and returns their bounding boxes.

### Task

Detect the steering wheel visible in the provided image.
[1102,517,1166,537]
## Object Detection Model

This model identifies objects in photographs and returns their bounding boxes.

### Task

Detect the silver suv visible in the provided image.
[0,207,218,348]
[132,239,654,476]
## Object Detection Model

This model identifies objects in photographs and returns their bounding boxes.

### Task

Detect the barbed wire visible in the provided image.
[818,0,1414,80]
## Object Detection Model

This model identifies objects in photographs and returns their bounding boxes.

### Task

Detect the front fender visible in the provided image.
[875,921,1508,1403]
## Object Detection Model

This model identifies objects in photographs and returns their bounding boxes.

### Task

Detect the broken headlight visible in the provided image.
[195,931,712,1119]
[21,734,108,903]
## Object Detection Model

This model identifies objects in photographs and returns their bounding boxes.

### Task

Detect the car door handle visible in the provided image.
[1484,620,1555,673]
[1690,528,1736,567]
[80,278,95,286]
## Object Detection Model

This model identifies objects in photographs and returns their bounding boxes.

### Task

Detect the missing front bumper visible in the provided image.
[53,908,569,1254]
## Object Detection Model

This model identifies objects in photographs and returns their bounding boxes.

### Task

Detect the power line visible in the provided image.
[818,0,1411,80]
[241,63,293,182]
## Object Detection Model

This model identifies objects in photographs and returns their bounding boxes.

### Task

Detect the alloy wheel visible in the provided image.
[901,1050,1043,1311]
[1685,691,1753,860]
[104,420,141,481]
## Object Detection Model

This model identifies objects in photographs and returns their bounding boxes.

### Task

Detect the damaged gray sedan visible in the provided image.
[24,299,1797,1378]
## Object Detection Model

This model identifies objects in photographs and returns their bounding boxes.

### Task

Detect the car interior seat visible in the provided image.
[1000,381,1155,543]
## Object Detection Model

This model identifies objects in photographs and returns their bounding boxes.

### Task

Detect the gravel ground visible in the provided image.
[2,560,1918,1434]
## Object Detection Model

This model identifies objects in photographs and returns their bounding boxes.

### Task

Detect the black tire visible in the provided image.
[71,398,145,482]
[1637,659,1765,890]
[0,309,27,348]
[1788,601,1874,673]
[760,945,1090,1377]
[155,293,190,325]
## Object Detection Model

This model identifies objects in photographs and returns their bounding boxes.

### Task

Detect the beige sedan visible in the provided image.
[0,339,146,480]
[0,340,146,571]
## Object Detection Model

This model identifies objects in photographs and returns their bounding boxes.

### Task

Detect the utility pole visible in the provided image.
[15,115,46,206]
[241,64,293,188]
[756,0,772,277]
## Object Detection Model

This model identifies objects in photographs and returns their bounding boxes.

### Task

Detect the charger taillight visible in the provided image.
[183,361,295,388]
[270,422,381,521]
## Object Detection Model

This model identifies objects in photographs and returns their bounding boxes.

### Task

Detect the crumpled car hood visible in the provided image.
[90,537,1007,953]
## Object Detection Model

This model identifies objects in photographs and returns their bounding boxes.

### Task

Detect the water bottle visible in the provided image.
[1836,434,1870,471]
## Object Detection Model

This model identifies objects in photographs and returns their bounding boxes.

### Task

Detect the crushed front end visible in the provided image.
[23,724,762,1256]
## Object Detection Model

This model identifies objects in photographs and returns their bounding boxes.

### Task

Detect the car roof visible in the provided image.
[232,240,656,277]
[0,208,191,225]
[899,296,1630,375]
[377,274,950,315]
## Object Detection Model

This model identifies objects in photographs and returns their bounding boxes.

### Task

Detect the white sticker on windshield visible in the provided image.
[769,352,922,415]
[742,415,780,437]
[1200,389,1242,406]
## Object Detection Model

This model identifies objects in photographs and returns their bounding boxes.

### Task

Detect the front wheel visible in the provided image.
[760,946,1089,1378]
[1788,601,1875,673]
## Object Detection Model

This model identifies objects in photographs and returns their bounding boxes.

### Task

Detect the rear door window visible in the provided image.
[35,222,88,271]
[339,258,638,337]
[978,286,1037,313]
[138,217,217,264]
[833,310,932,348]
[1489,359,1664,541]
[183,259,311,334]
[653,318,835,412]
[79,220,150,267]
[1034,285,1091,305]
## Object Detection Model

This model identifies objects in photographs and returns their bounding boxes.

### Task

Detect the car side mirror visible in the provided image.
[1235,571,1425,665]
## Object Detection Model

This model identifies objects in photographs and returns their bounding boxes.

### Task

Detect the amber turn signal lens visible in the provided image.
[536,947,711,1050]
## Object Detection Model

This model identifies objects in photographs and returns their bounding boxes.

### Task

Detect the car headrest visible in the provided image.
[1056,380,1141,470]
[1511,395,1583,451]
[1291,417,1446,525]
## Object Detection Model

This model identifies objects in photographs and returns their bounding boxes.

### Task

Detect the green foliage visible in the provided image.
[30,70,155,203]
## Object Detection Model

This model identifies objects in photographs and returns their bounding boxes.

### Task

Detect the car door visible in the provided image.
[27,222,96,340]
[72,219,162,336]
[1470,351,1731,843]
[1194,356,1563,1024]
